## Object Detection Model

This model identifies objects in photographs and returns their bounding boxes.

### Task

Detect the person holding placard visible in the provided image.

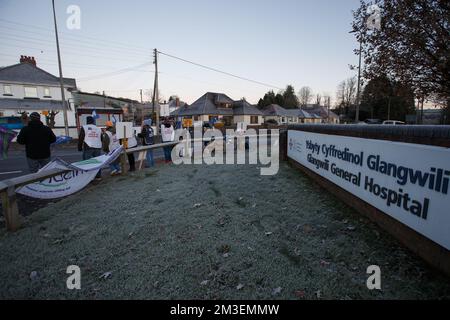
[124,132,137,172]
[103,121,122,175]
[138,119,155,167]
[78,116,103,180]
[161,118,175,163]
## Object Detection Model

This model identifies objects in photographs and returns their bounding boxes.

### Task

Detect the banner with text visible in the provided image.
[287,130,450,250]
[17,147,123,199]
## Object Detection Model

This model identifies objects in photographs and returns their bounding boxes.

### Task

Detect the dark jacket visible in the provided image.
[138,125,154,146]
[17,120,56,160]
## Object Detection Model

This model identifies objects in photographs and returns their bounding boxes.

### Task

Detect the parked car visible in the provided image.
[364,118,383,124]
[382,120,405,125]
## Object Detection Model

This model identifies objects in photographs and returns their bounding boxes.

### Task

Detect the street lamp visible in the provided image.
[349,30,363,123]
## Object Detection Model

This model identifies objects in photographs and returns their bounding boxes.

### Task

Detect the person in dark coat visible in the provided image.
[17,112,56,173]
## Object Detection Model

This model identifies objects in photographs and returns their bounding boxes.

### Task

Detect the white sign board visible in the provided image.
[116,122,133,139]
[133,126,142,136]
[193,121,203,128]
[287,130,450,250]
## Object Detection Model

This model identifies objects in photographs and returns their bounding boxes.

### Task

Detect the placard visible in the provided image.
[116,122,133,139]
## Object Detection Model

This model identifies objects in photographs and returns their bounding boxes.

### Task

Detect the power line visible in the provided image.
[157,50,283,90]
[1,18,284,91]
[0,53,151,72]
[0,19,152,53]
[2,43,150,63]
[77,62,153,81]
[0,32,149,57]
[0,24,149,54]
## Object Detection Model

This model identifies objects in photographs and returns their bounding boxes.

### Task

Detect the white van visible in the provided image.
[382,120,405,125]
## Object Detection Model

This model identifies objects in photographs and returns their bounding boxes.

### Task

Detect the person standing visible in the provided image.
[123,130,137,172]
[17,112,56,173]
[103,121,122,175]
[161,119,175,163]
[78,116,103,180]
[138,119,155,167]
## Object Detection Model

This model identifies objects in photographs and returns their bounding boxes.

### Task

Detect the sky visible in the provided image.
[0,0,361,105]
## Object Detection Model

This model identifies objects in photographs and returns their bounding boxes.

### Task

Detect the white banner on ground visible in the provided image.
[287,130,450,250]
[17,147,124,199]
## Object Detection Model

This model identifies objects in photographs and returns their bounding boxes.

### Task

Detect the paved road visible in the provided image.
[0,144,165,180]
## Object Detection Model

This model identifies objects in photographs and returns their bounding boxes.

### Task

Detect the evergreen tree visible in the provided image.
[360,75,415,121]
[283,85,299,109]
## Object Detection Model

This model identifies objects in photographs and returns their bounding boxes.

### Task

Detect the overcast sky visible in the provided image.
[0,0,361,104]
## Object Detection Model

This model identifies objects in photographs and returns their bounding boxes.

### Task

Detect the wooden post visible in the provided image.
[137,151,146,170]
[120,125,129,174]
[1,186,21,231]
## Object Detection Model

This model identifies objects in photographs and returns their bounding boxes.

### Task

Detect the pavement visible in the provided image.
[0,142,165,180]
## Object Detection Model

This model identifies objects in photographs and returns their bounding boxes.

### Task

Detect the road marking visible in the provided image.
[0,170,22,175]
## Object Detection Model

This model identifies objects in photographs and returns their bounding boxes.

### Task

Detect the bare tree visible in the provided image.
[298,86,313,107]
[315,93,322,106]
[145,89,164,104]
[336,77,357,115]
[45,111,59,128]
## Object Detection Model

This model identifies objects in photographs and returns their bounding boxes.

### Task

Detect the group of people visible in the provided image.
[17,112,177,178]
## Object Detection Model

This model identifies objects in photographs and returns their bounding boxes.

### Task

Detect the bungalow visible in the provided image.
[262,104,322,124]
[171,92,263,126]
[232,99,264,125]
[303,104,340,124]
[262,104,291,124]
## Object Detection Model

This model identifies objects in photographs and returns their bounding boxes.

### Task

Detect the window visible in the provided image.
[3,85,12,96]
[24,86,38,98]
[43,87,51,98]
[250,116,258,124]
[193,115,199,121]
[223,116,233,126]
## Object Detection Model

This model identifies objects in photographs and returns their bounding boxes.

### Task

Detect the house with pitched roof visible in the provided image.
[303,104,340,124]
[0,56,78,137]
[261,104,322,124]
[171,92,264,126]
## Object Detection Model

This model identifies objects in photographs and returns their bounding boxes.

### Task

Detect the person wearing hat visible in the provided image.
[17,112,56,173]
[78,116,103,180]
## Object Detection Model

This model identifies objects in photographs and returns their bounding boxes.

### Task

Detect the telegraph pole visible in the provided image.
[152,48,160,135]
[355,39,362,123]
[52,0,69,136]
[140,89,143,103]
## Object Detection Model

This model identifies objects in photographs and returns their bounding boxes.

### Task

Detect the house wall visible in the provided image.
[0,108,78,138]
[264,115,287,124]
[233,115,263,125]
[1,82,73,101]
[0,81,78,137]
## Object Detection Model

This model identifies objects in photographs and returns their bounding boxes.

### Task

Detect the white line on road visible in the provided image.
[0,170,22,175]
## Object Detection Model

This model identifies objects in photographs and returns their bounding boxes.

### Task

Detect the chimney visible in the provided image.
[176,97,180,107]
[19,55,36,66]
